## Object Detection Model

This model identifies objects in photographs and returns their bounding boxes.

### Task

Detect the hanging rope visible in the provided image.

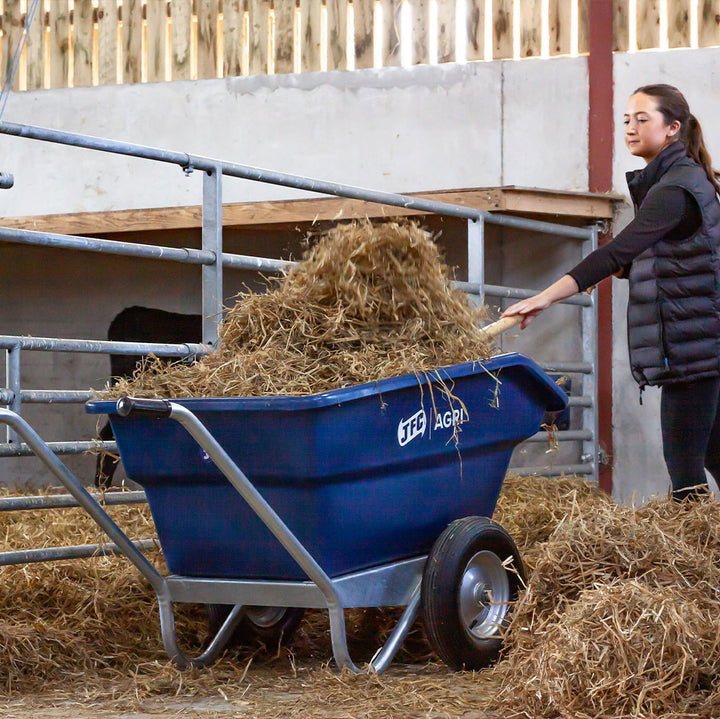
[0,0,42,122]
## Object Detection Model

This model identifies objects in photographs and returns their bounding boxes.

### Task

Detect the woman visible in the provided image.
[503,84,720,500]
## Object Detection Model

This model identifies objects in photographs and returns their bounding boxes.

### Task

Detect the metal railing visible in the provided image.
[0,120,601,565]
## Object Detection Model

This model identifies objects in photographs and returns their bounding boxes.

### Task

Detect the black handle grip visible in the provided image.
[116,396,172,418]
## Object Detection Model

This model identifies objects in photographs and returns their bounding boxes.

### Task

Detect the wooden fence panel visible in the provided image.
[1,0,22,91]
[577,0,588,53]
[170,0,192,80]
[122,0,143,84]
[354,0,375,69]
[381,0,401,66]
[196,0,219,79]
[465,0,485,61]
[274,0,294,74]
[223,0,244,77]
[25,0,45,90]
[492,0,513,59]
[519,0,541,57]
[97,0,119,85]
[73,0,94,88]
[636,0,660,50]
[248,0,269,74]
[146,0,168,83]
[699,0,720,47]
[326,0,348,70]
[437,0,455,63]
[667,0,691,48]
[549,0,571,55]
[300,0,322,71]
[412,0,429,64]
[613,0,629,50]
[49,0,71,88]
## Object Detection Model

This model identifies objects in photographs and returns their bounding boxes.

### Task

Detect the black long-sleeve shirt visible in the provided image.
[567,185,702,292]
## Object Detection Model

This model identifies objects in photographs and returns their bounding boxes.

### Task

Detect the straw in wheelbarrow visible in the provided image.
[100,220,498,399]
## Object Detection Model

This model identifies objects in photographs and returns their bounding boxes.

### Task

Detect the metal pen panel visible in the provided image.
[5,345,21,445]
[202,166,223,346]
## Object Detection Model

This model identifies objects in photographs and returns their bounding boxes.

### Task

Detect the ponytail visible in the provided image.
[684,114,720,195]
[634,84,720,195]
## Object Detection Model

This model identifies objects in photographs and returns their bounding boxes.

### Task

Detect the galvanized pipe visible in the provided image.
[453,281,592,307]
[524,430,592,442]
[509,463,594,476]
[0,389,95,404]
[0,538,157,566]
[0,490,146,511]
[0,334,206,357]
[0,440,116,457]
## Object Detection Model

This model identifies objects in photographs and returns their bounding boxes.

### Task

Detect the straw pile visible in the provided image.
[101,220,494,399]
[492,490,720,718]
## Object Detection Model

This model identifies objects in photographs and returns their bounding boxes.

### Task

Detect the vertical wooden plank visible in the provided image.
[2,0,23,91]
[381,0,401,65]
[98,0,119,84]
[549,0,571,55]
[146,0,168,82]
[437,0,455,62]
[73,0,94,87]
[492,0,513,58]
[519,0,541,56]
[667,0,691,47]
[196,0,218,78]
[326,0,348,69]
[412,0,429,64]
[354,0,374,68]
[170,0,192,79]
[223,0,244,76]
[699,0,720,47]
[248,0,269,74]
[300,0,322,70]
[25,0,45,90]
[49,0,70,88]
[121,0,142,83]
[636,0,660,49]
[577,0,588,53]
[613,0,629,50]
[273,0,294,73]
[465,0,484,61]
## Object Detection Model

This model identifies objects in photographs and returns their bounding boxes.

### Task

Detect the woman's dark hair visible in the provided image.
[634,83,720,194]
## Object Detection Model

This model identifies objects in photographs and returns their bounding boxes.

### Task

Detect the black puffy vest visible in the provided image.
[627,145,720,387]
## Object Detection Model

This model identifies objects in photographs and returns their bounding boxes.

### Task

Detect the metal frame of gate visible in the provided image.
[0,120,601,564]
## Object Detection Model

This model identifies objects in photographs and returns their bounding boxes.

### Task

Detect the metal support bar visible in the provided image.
[524,430,592,443]
[454,281,592,307]
[467,218,484,304]
[0,490,146,511]
[5,345,20,445]
[0,389,95,404]
[539,361,593,374]
[0,538,157,566]
[582,227,600,485]
[202,166,223,346]
[0,334,206,357]
[509,463,594,476]
[0,440,116,457]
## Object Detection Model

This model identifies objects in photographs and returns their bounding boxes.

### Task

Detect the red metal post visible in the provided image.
[588,0,614,494]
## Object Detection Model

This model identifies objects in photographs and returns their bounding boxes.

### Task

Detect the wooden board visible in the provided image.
[636,0,660,50]
[73,0,94,87]
[667,0,691,47]
[381,0,402,66]
[549,0,571,55]
[699,0,720,47]
[354,0,375,69]
[248,0,270,74]
[1,0,22,91]
[97,0,119,85]
[146,0,168,82]
[223,0,244,77]
[25,0,45,90]
[122,0,143,84]
[326,0,348,70]
[465,0,485,61]
[577,0,588,53]
[519,0,541,57]
[412,0,429,64]
[196,0,219,79]
[273,0,294,74]
[300,0,322,71]
[0,187,621,237]
[170,0,192,80]
[49,0,70,88]
[613,0,629,51]
[436,0,456,63]
[492,0,513,59]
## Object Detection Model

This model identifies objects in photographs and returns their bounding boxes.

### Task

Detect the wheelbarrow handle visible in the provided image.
[480,314,523,339]
[116,396,172,418]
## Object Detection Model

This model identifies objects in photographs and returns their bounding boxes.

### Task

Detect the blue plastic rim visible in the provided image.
[87,352,568,580]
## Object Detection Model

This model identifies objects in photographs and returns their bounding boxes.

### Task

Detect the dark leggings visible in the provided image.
[661,377,720,500]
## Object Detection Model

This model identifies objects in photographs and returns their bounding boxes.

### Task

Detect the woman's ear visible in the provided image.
[668,120,681,137]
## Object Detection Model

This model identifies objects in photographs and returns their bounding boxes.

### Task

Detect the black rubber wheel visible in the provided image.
[421,516,525,671]
[206,604,305,648]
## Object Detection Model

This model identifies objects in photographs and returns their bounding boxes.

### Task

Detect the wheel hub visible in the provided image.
[459,550,510,639]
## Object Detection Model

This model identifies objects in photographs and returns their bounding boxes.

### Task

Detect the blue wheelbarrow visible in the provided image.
[1,351,566,673]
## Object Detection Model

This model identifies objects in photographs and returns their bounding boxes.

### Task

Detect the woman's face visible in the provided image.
[624,92,681,163]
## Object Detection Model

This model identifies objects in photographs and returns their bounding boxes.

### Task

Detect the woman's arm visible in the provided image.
[502,274,580,329]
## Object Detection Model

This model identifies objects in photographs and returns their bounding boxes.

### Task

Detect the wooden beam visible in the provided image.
[0,188,622,237]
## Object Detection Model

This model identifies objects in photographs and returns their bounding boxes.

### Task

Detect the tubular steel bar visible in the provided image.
[0,335,206,357]
[0,440,116,458]
[509,463,594,477]
[202,165,223,346]
[0,538,157,567]
[0,490,146,511]
[0,121,594,241]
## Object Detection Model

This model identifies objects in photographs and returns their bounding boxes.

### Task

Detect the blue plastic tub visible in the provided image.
[86,352,567,581]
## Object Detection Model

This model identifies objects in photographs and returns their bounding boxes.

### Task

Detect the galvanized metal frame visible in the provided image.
[0,120,602,539]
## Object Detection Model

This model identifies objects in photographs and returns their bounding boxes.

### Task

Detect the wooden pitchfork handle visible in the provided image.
[480,314,524,339]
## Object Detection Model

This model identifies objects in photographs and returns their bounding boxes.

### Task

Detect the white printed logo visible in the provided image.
[433,407,468,431]
[397,409,427,446]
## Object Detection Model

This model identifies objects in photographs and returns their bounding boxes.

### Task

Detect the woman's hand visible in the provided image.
[501,274,580,330]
